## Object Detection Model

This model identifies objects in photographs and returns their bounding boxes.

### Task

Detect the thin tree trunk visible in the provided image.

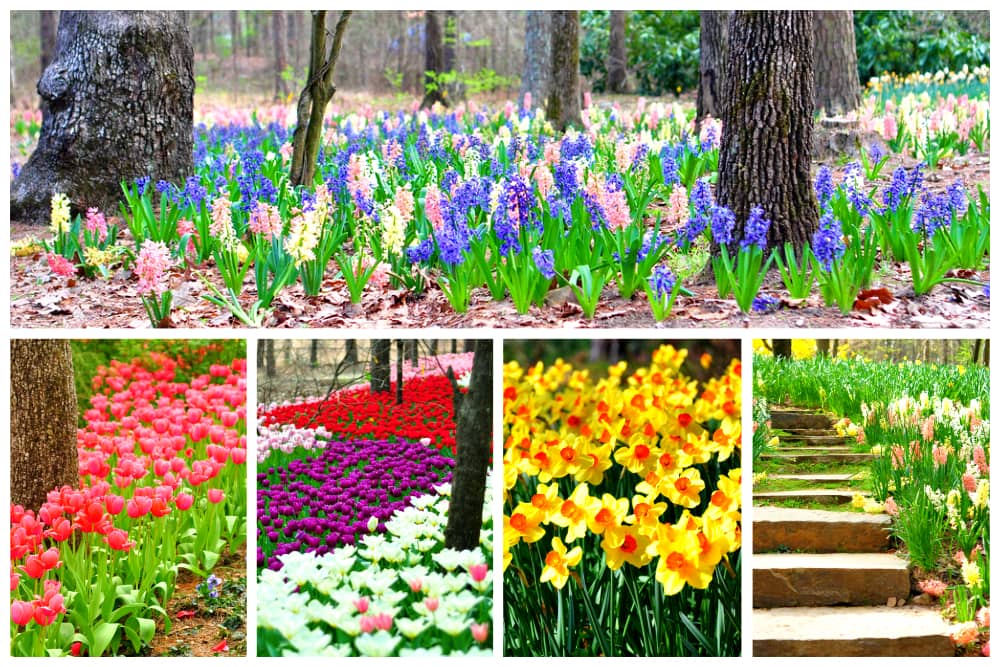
[772,339,792,359]
[272,10,289,100]
[11,340,79,512]
[697,11,730,125]
[420,10,448,108]
[265,339,276,377]
[718,11,819,252]
[546,10,582,131]
[445,341,493,550]
[606,11,629,93]
[371,339,391,394]
[813,11,860,116]
[395,340,404,405]
[289,10,352,187]
[520,11,551,109]
[443,10,464,102]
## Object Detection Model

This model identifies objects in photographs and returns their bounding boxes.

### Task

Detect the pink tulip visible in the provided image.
[208,489,224,504]
[468,563,489,582]
[471,622,490,643]
[175,492,194,511]
[11,600,34,626]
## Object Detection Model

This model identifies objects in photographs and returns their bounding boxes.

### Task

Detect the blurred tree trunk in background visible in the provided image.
[396,340,405,404]
[39,11,57,72]
[697,10,729,126]
[11,340,79,513]
[547,10,581,130]
[718,11,818,252]
[772,339,792,359]
[265,339,276,377]
[371,339,391,394]
[520,11,550,109]
[606,11,629,93]
[816,339,830,356]
[289,10,351,187]
[421,10,448,108]
[272,10,288,100]
[813,11,860,115]
[11,11,193,223]
[443,10,465,103]
[445,340,493,550]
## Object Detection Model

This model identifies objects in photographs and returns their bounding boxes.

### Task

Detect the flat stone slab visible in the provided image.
[754,606,955,657]
[773,446,855,454]
[770,473,860,482]
[770,410,833,430]
[779,435,853,447]
[754,489,863,505]
[754,506,890,552]
[760,452,872,465]
[779,428,838,436]
[754,552,909,607]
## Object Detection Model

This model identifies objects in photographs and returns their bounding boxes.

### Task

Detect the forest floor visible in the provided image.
[8,94,990,329]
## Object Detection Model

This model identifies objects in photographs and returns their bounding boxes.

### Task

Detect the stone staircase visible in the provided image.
[753,407,954,657]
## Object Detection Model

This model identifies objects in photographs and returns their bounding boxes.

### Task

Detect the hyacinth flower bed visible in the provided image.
[9,69,989,328]
[755,353,990,656]
[256,357,493,656]
[503,345,742,656]
[10,348,247,656]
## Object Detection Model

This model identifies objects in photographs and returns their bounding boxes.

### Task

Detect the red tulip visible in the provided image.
[175,492,194,511]
[126,496,152,519]
[208,489,224,503]
[105,495,125,515]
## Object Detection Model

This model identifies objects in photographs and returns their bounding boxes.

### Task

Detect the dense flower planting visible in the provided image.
[12,69,989,325]
[755,353,990,656]
[257,353,491,656]
[10,348,247,656]
[503,345,741,656]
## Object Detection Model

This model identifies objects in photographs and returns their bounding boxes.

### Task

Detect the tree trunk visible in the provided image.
[11,340,80,512]
[420,10,447,108]
[442,10,464,103]
[344,339,358,364]
[265,339,276,377]
[289,10,351,188]
[816,339,830,356]
[39,11,58,73]
[445,341,493,550]
[772,339,792,359]
[272,10,289,101]
[371,339,391,394]
[230,11,239,88]
[697,10,730,124]
[395,340,404,405]
[813,11,860,116]
[11,11,194,223]
[546,10,582,131]
[520,11,551,109]
[718,11,819,252]
[606,11,629,94]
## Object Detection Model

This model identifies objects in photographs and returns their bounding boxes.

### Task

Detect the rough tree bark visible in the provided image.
[39,11,58,73]
[697,11,730,124]
[718,11,819,252]
[11,11,194,223]
[11,340,80,513]
[606,11,629,94]
[445,340,493,550]
[370,339,391,394]
[520,11,551,109]
[546,11,582,131]
[420,10,448,108]
[813,11,860,116]
[272,10,289,101]
[289,10,352,188]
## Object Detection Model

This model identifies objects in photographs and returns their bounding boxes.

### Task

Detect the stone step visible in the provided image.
[760,451,872,465]
[779,435,853,447]
[754,506,890,552]
[753,606,955,657]
[754,552,910,607]
[770,410,833,431]
[772,446,854,455]
[769,473,861,482]
[754,489,864,506]
[779,428,839,436]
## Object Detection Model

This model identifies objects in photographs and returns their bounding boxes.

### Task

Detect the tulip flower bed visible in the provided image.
[10,350,247,656]
[260,372,461,453]
[755,353,990,656]
[9,69,989,328]
[256,355,493,656]
[503,345,742,656]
